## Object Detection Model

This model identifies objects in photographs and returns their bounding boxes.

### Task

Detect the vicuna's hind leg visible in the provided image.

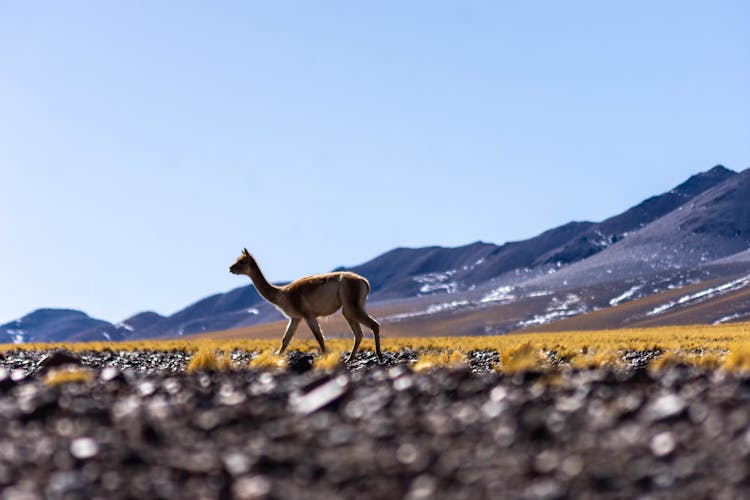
[343,314,364,363]
[357,312,382,362]
[343,307,383,363]
[304,316,327,354]
[342,279,383,363]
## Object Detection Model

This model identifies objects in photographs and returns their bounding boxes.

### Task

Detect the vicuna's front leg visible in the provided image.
[278,318,300,354]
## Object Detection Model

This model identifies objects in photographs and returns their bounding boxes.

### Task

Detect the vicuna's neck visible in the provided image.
[245,256,282,304]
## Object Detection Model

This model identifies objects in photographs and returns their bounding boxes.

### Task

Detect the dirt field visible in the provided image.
[2,347,750,499]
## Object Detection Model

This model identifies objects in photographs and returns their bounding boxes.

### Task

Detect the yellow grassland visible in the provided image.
[2,322,750,373]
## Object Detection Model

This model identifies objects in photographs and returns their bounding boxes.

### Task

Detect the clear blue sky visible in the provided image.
[1,1,748,323]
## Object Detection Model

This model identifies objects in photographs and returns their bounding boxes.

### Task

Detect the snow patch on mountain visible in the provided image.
[647,275,750,317]
[414,270,458,294]
[517,310,582,328]
[5,329,26,344]
[517,294,588,328]
[480,286,515,303]
[713,312,750,325]
[609,286,643,307]
[526,290,553,298]
[383,300,471,322]
[426,300,470,314]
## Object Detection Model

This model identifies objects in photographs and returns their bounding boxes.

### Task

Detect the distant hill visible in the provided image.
[119,311,165,332]
[4,164,749,343]
[131,285,272,339]
[0,309,132,343]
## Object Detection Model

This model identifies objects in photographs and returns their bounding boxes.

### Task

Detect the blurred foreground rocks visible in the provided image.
[1,351,750,499]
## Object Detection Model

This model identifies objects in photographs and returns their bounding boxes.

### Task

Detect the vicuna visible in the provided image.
[229,249,383,363]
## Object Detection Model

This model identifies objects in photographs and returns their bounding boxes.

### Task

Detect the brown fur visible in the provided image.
[230,249,382,362]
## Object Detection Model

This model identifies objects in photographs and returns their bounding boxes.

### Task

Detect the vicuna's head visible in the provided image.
[229,248,253,275]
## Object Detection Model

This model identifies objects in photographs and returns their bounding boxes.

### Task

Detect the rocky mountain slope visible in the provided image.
[524,166,750,290]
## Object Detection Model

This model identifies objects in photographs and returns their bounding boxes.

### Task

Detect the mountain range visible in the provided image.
[3,164,749,344]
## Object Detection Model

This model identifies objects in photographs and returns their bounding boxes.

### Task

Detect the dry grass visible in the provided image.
[570,349,626,370]
[413,350,465,372]
[248,350,286,369]
[187,346,220,372]
[44,367,93,386]
[217,353,235,371]
[4,321,750,373]
[499,341,545,373]
[313,351,344,370]
[186,347,237,372]
[723,344,750,372]
[648,351,683,371]
[648,350,724,371]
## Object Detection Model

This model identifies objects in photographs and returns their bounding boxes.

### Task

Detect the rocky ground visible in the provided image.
[1,349,750,499]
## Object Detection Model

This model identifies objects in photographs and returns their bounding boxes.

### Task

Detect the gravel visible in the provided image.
[1,350,750,499]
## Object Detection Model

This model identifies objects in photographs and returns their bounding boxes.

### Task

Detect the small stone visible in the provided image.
[17,384,56,417]
[46,471,86,497]
[651,432,676,457]
[555,394,584,413]
[396,443,420,465]
[112,395,141,420]
[137,380,157,397]
[526,478,562,499]
[99,367,122,382]
[489,386,508,401]
[561,455,583,477]
[406,475,437,500]
[644,394,685,421]
[534,450,559,474]
[70,437,99,460]
[481,400,504,418]
[290,375,348,414]
[162,378,181,394]
[217,384,246,406]
[223,452,251,476]
[233,475,272,500]
[393,375,413,391]
[171,451,220,473]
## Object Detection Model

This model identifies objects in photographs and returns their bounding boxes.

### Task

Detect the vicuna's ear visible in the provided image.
[243,248,250,256]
